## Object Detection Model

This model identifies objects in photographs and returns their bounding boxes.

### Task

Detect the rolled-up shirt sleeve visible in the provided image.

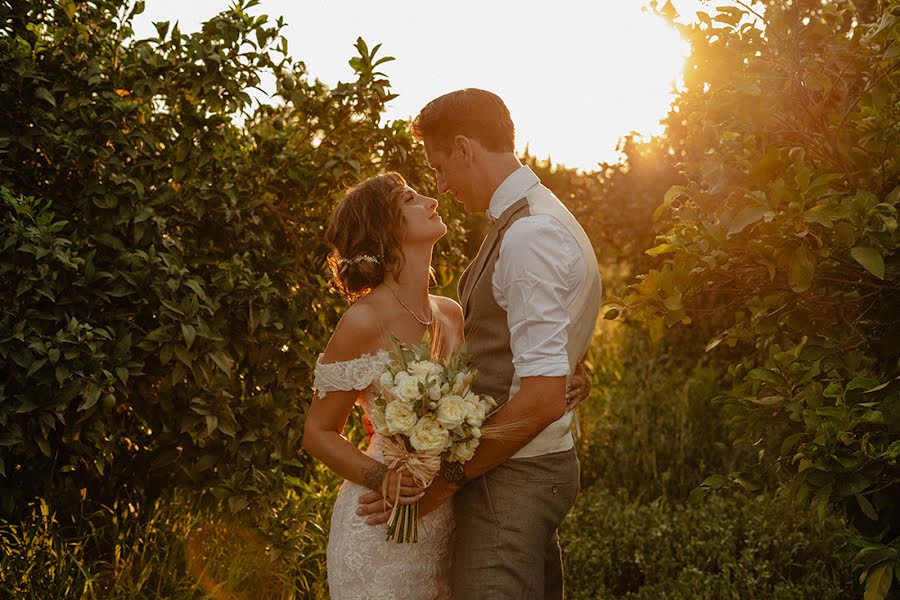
[493,215,583,378]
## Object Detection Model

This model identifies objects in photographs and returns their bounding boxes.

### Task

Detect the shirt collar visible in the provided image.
[487,165,540,221]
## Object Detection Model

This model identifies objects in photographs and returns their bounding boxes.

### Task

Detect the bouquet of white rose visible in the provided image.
[370,335,497,543]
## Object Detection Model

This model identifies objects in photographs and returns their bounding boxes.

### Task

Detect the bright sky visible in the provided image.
[133,0,705,171]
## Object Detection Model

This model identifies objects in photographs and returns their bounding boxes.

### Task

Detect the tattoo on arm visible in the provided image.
[362,463,388,492]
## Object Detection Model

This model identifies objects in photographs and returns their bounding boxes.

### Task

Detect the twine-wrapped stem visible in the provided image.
[381,436,442,543]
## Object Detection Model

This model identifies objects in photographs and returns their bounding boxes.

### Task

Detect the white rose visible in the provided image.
[396,374,424,402]
[450,438,480,462]
[464,399,486,426]
[384,401,418,436]
[409,415,450,454]
[435,395,467,429]
[470,426,482,439]
[408,360,443,380]
[370,406,389,435]
[406,361,427,378]
[378,371,394,387]
[427,382,443,401]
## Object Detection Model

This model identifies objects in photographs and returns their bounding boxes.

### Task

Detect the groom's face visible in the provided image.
[424,139,481,213]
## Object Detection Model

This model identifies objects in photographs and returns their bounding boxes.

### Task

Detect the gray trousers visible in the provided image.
[451,448,580,600]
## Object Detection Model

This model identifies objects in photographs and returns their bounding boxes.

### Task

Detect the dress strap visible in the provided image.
[313,350,390,399]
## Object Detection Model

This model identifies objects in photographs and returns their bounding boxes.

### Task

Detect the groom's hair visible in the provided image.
[411,88,515,154]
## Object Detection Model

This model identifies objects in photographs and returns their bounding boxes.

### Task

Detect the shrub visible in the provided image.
[575,319,747,500]
[0,461,340,599]
[561,486,856,600]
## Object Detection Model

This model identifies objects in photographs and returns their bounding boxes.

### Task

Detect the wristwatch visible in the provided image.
[441,461,468,487]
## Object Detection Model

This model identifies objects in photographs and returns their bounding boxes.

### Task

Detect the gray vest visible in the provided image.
[459,191,601,458]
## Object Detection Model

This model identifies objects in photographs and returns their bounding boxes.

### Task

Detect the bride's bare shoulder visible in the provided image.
[321,301,383,363]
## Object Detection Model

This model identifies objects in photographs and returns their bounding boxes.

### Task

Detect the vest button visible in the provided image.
[552,485,559,494]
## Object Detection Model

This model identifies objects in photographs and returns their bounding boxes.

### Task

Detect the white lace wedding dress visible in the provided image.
[314,350,455,600]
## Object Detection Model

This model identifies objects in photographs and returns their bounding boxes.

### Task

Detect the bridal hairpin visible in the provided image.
[338,254,380,273]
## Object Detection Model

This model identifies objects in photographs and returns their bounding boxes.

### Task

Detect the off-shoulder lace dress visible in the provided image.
[314,351,454,600]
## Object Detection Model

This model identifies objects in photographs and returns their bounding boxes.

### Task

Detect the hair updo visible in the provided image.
[325,173,408,301]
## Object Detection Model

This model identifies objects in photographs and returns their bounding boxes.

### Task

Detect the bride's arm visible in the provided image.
[301,307,424,504]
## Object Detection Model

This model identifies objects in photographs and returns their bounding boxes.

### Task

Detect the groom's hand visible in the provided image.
[356,489,392,525]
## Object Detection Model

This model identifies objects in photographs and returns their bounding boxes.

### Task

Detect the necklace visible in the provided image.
[385,285,434,326]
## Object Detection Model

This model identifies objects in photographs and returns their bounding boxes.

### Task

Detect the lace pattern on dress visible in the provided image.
[313,350,390,399]
[327,433,454,600]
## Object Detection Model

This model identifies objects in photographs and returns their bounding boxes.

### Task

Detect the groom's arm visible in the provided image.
[357,376,567,524]
[449,375,568,476]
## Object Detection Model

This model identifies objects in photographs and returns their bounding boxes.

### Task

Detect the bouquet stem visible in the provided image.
[386,501,419,543]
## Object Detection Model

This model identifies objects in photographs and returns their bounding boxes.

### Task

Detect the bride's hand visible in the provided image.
[382,468,426,507]
[356,471,424,525]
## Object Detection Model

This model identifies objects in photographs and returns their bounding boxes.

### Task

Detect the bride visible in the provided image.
[301,173,588,600]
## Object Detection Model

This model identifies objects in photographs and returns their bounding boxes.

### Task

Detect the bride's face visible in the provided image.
[397,185,447,244]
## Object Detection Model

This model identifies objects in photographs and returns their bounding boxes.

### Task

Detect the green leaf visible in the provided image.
[856,494,878,520]
[864,381,890,394]
[26,358,47,377]
[823,382,843,398]
[185,279,214,308]
[181,323,196,349]
[143,326,170,344]
[749,395,784,405]
[781,432,805,454]
[789,246,815,292]
[864,562,894,600]
[37,436,51,457]
[727,205,768,236]
[654,185,690,221]
[701,474,731,489]
[34,87,56,107]
[209,350,233,375]
[816,406,848,419]
[747,368,785,387]
[93,232,124,250]
[850,246,885,280]
[645,243,675,256]
[78,382,102,411]
[847,376,879,391]
[154,20,170,38]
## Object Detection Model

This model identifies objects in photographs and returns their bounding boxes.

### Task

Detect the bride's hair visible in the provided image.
[325,173,408,301]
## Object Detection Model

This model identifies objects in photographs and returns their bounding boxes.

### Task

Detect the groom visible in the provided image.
[360,88,601,599]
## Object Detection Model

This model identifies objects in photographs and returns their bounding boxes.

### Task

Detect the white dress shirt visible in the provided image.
[487,166,589,458]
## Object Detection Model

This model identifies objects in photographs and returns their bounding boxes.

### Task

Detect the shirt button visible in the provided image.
[552,486,559,494]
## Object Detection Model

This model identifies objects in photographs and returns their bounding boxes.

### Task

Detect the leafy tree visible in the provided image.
[618,1,899,595]
[0,0,466,516]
